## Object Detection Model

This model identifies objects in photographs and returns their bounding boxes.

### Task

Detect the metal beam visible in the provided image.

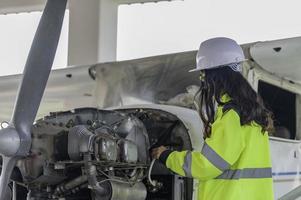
[68,0,118,65]
[0,0,46,14]
[0,0,178,15]
[118,0,178,4]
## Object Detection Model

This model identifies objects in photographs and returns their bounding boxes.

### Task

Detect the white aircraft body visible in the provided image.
[1,37,301,199]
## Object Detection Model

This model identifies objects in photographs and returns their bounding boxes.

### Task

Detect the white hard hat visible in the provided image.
[189,37,246,72]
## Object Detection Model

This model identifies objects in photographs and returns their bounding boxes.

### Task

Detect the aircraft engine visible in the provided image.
[16,108,149,200]
[10,107,192,200]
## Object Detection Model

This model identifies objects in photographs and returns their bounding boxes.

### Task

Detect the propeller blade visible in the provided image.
[10,0,67,154]
[0,157,17,200]
[0,0,67,198]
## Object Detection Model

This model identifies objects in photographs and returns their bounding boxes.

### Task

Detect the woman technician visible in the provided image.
[152,37,274,200]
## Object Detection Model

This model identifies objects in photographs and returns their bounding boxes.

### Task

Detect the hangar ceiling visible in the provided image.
[0,0,177,14]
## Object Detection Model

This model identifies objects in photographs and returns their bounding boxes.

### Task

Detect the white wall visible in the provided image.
[1,0,301,75]
[0,11,69,76]
[117,0,301,60]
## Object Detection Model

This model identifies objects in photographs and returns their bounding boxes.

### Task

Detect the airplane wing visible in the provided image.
[0,51,201,122]
[1,37,300,122]
[0,65,96,122]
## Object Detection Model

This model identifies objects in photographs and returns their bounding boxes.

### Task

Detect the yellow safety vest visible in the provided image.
[159,98,274,200]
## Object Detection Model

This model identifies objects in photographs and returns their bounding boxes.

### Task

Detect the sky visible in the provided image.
[0,0,301,75]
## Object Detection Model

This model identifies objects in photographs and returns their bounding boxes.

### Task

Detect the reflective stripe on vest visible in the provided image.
[183,151,193,178]
[216,168,272,179]
[201,143,230,171]
[182,144,273,180]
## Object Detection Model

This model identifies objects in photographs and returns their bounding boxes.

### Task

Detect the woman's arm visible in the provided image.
[152,109,245,181]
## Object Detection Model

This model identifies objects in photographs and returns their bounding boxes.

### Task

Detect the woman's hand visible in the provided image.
[151,146,168,159]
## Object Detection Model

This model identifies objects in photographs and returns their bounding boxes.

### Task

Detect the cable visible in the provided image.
[98,178,133,185]
[97,168,141,186]
[148,159,156,187]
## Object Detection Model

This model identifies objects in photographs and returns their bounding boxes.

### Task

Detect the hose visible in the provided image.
[148,159,156,186]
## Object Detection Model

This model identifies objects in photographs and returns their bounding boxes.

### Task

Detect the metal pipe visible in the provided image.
[55,175,88,195]
[84,154,111,199]
[13,182,16,200]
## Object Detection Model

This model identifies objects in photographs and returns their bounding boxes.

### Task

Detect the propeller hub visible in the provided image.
[0,127,20,157]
